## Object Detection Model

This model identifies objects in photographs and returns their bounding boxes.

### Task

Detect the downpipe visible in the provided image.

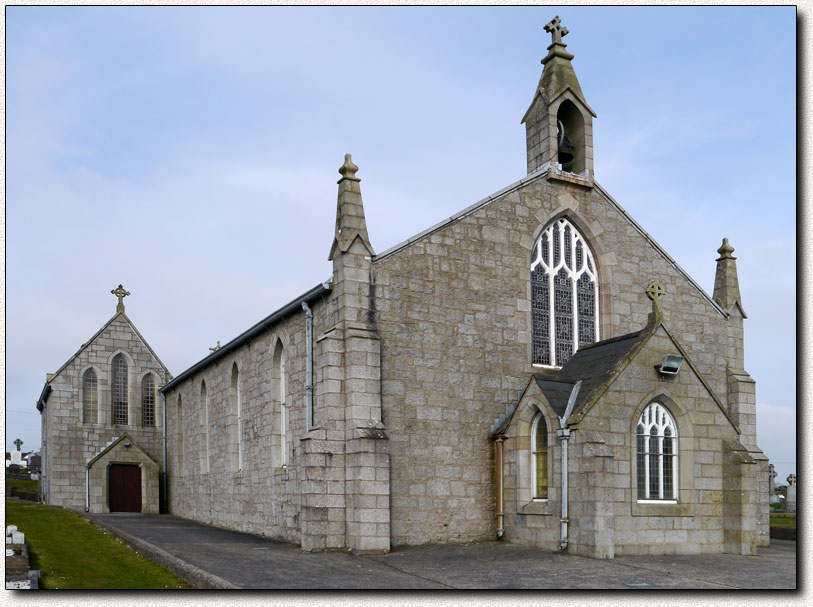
[556,428,570,550]
[161,392,167,513]
[302,301,314,430]
[495,435,506,539]
[557,380,582,552]
[85,464,90,512]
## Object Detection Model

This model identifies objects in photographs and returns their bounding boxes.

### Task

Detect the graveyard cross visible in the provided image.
[787,474,796,486]
[13,439,23,451]
[544,16,569,46]
[111,284,131,314]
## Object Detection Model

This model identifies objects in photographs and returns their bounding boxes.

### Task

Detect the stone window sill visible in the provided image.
[519,500,553,516]
[632,500,693,517]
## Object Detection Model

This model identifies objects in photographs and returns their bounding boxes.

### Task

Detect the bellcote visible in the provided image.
[522,16,596,184]
[328,154,375,261]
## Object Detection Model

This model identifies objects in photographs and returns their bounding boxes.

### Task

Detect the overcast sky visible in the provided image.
[4,6,796,481]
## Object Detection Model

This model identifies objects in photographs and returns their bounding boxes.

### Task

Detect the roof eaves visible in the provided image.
[593,181,727,319]
[374,167,551,263]
[36,383,51,413]
[160,281,330,394]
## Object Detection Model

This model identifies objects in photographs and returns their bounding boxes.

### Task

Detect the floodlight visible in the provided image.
[659,355,684,376]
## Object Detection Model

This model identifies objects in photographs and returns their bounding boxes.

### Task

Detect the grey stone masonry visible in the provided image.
[38,312,170,512]
[523,16,596,180]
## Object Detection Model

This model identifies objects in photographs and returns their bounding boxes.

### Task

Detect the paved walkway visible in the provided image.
[86,513,796,590]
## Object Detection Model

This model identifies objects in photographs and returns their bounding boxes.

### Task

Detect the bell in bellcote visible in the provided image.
[557,120,575,168]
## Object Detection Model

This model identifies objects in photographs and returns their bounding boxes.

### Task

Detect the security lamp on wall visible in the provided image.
[656,355,684,379]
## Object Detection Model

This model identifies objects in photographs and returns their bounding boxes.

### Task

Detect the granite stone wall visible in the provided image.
[41,314,169,512]
[371,172,754,547]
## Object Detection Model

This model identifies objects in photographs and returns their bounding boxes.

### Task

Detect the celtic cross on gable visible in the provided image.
[111,284,130,313]
[13,438,23,451]
[544,16,569,46]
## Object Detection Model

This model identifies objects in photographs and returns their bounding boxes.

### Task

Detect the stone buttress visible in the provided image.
[300,154,390,553]
[713,238,769,548]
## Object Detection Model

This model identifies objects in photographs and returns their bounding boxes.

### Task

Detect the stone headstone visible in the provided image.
[786,474,796,513]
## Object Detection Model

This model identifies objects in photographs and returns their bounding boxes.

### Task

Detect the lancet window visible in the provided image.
[112,354,128,425]
[82,368,98,424]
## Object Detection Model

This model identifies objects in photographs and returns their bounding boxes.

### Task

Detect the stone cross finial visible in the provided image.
[645,281,665,323]
[544,16,569,46]
[646,281,665,302]
[787,474,796,486]
[111,284,130,313]
[209,341,221,353]
[13,438,23,451]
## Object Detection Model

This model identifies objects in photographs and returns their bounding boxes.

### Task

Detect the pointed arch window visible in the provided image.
[200,381,209,474]
[271,342,288,468]
[82,368,98,424]
[112,354,128,425]
[177,395,184,478]
[231,364,242,472]
[531,217,598,367]
[141,375,156,426]
[532,412,549,500]
[636,402,678,501]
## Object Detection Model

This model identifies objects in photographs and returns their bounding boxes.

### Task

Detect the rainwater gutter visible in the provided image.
[302,301,314,430]
[161,392,167,513]
[557,380,582,551]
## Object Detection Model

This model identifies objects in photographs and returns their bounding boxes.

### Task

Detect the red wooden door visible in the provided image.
[108,464,142,512]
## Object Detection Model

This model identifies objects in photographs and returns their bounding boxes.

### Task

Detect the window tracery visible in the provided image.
[636,402,678,501]
[531,217,598,366]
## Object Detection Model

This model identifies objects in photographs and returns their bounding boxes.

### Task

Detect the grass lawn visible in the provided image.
[6,477,40,492]
[5,501,189,589]
[770,513,797,529]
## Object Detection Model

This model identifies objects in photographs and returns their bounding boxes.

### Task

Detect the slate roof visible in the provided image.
[550,330,644,417]
[491,329,645,436]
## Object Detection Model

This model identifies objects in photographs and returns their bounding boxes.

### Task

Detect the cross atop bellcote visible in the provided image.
[544,16,569,46]
[111,284,130,314]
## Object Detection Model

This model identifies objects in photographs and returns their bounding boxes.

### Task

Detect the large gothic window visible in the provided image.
[82,368,98,424]
[531,217,598,366]
[636,402,678,501]
[112,354,128,425]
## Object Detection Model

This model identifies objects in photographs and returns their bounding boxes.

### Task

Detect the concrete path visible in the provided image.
[86,513,796,590]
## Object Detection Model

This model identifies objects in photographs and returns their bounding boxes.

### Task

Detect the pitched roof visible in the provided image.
[372,171,726,321]
[160,281,330,394]
[551,330,645,417]
[493,311,738,437]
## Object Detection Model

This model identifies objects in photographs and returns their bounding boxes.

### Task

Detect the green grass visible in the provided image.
[5,501,189,589]
[6,477,39,492]
[770,513,797,529]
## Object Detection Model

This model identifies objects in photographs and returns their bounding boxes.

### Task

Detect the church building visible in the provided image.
[37,286,171,514]
[39,17,769,558]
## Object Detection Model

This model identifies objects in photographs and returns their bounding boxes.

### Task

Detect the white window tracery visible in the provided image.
[636,402,678,501]
[531,217,599,367]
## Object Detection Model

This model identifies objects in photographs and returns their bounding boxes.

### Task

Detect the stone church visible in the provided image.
[38,18,769,558]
